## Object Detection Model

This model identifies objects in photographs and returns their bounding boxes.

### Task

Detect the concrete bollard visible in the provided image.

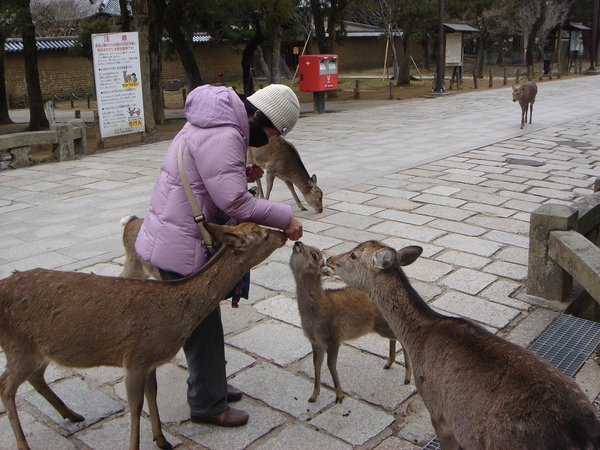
[528,204,579,301]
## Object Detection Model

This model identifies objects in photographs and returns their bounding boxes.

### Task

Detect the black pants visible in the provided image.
[160,269,228,418]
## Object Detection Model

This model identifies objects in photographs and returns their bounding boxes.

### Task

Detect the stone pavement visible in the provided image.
[1,75,600,449]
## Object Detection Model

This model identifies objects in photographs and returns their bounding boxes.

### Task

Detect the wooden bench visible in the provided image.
[0,119,86,168]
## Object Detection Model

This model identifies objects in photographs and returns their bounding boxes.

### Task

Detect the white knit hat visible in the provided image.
[247,84,300,136]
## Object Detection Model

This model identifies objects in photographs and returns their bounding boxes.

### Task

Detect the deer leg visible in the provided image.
[255,178,265,199]
[28,365,84,422]
[529,103,533,124]
[401,346,412,384]
[284,180,307,211]
[144,368,172,449]
[326,342,344,403]
[521,108,525,129]
[432,416,461,450]
[384,339,395,370]
[264,171,276,200]
[125,368,147,450]
[1,362,36,450]
[309,343,325,402]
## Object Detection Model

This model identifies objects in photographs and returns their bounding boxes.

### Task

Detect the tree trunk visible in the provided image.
[475,38,486,78]
[397,34,411,86]
[269,23,282,84]
[164,21,203,89]
[310,0,329,53]
[119,0,131,32]
[0,31,12,124]
[148,0,164,124]
[21,1,48,130]
[132,0,155,132]
[526,4,546,68]
[257,46,270,81]
[241,31,263,96]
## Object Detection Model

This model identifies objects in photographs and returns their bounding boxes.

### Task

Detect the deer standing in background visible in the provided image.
[0,222,286,450]
[248,136,323,213]
[512,81,537,129]
[327,241,600,450]
[289,242,410,404]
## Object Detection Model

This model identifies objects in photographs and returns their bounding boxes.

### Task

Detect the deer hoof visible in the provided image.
[335,396,344,404]
[308,396,317,403]
[66,412,85,422]
[155,435,173,450]
[383,362,392,370]
[404,378,411,385]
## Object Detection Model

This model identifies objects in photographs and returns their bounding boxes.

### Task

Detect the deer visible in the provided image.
[0,222,286,450]
[289,241,410,404]
[512,81,537,129]
[119,215,161,280]
[247,135,323,213]
[326,241,600,450]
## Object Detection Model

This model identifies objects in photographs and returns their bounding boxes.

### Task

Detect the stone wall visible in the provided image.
[4,38,424,104]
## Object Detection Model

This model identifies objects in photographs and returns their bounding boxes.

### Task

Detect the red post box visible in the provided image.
[298,54,339,92]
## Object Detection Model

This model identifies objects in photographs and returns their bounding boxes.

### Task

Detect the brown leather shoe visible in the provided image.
[191,406,249,427]
[227,384,243,403]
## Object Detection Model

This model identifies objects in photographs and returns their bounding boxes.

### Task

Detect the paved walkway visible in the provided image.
[1,76,600,449]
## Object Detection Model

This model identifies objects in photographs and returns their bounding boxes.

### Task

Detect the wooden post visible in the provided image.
[353,80,361,99]
[515,68,520,84]
[473,70,478,89]
[87,94,91,109]
[538,65,543,81]
[503,67,507,85]
[488,69,493,88]
[75,109,81,119]
[388,82,393,99]
[70,93,74,109]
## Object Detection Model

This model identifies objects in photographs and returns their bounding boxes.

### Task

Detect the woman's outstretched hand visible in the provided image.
[246,165,264,183]
[283,217,303,241]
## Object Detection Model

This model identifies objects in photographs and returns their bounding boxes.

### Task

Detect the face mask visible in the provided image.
[248,124,270,147]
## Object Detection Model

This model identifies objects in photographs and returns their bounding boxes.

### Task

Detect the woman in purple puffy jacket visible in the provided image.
[136,84,303,427]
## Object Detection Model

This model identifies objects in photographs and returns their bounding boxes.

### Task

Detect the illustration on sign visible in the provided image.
[92,32,145,139]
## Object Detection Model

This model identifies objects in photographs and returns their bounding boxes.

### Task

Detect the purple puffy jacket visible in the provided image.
[135,85,292,275]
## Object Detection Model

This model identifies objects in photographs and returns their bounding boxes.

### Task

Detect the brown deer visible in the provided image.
[0,222,286,450]
[289,241,410,404]
[248,136,323,213]
[327,241,600,450]
[119,215,161,280]
[512,81,537,129]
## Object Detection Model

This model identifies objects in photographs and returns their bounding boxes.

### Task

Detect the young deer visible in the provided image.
[327,241,600,450]
[248,136,323,213]
[0,222,286,450]
[289,241,410,404]
[512,81,537,129]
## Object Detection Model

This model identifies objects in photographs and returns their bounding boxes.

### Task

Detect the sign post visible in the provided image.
[92,32,145,140]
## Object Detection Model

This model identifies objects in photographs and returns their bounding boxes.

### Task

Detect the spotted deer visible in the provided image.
[0,222,286,450]
[512,81,537,129]
[248,135,323,213]
[289,241,410,404]
[327,241,600,450]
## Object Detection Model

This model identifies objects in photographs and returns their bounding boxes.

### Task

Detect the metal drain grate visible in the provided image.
[529,314,600,377]
[421,314,600,450]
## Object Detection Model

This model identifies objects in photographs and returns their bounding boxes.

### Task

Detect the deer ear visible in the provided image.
[220,231,249,249]
[397,246,423,266]
[373,248,396,270]
[311,174,317,184]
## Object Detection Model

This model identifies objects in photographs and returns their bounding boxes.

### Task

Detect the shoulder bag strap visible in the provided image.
[177,142,215,252]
